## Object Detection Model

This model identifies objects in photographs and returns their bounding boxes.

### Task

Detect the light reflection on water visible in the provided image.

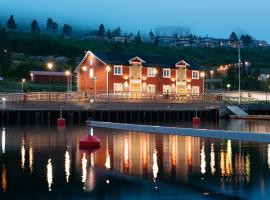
[0,119,270,199]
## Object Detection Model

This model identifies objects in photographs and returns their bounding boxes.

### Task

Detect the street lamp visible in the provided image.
[21,78,26,93]
[65,70,71,92]
[200,71,205,94]
[106,66,111,99]
[210,70,214,91]
[47,62,54,101]
[92,76,98,100]
[227,84,231,92]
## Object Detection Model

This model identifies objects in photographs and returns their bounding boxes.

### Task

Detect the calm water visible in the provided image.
[0,119,270,199]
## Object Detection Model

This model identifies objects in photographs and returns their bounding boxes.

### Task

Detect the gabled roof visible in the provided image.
[75,51,203,72]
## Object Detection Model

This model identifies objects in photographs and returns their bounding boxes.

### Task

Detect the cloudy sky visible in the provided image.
[0,0,269,41]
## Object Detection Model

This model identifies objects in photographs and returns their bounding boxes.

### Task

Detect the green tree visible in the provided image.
[52,22,58,33]
[6,15,17,30]
[46,18,53,31]
[31,19,40,33]
[63,24,73,38]
[106,29,112,39]
[240,34,252,46]
[149,30,155,41]
[97,24,105,37]
[229,31,238,42]
[112,26,121,37]
[134,31,142,46]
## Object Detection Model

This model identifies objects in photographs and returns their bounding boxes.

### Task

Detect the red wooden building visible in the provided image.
[75,51,205,96]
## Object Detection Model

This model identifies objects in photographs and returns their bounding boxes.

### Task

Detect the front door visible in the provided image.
[131,82,141,98]
[177,84,186,94]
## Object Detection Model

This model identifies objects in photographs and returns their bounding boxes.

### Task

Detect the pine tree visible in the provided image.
[30,19,40,33]
[229,32,238,42]
[52,22,58,33]
[135,31,142,46]
[6,15,17,30]
[46,18,53,31]
[97,24,105,37]
[149,30,155,42]
[63,24,73,38]
[112,26,121,37]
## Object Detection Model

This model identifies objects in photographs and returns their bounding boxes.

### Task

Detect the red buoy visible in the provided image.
[193,117,201,128]
[57,117,66,128]
[79,135,100,149]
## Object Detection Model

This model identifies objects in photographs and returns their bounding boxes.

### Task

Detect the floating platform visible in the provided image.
[230,115,270,120]
[87,121,270,143]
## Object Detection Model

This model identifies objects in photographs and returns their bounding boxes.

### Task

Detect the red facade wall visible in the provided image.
[76,53,204,94]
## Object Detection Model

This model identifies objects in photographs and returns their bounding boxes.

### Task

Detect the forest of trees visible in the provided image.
[0,15,270,91]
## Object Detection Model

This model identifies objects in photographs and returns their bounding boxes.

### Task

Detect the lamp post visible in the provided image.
[200,71,205,94]
[106,66,111,99]
[227,84,231,92]
[65,70,71,92]
[92,76,98,100]
[238,44,241,105]
[21,78,26,93]
[47,62,53,101]
[210,70,214,91]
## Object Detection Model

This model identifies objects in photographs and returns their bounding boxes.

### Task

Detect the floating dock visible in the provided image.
[88,121,270,143]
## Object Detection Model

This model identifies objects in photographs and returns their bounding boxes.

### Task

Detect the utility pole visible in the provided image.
[238,44,241,105]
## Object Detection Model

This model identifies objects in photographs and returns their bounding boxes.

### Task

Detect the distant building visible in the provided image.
[75,51,205,95]
[30,71,71,84]
[258,68,270,80]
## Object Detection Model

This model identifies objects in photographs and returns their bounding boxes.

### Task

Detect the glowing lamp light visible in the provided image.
[65,70,71,76]
[187,84,191,90]
[124,81,129,88]
[106,66,111,72]
[187,79,191,83]
[82,66,87,72]
[200,72,205,78]
[171,78,175,82]
[47,62,53,70]
[22,78,26,83]
[154,69,158,75]
[143,77,147,81]
[124,76,128,80]
[227,84,231,89]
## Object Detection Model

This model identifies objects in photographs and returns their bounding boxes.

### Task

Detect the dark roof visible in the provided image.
[93,51,203,70]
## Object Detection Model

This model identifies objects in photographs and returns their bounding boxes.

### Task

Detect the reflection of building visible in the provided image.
[75,51,205,95]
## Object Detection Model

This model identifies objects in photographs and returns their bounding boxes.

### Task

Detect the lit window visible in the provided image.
[147,84,156,93]
[192,71,199,79]
[163,69,171,78]
[147,68,156,77]
[89,68,94,78]
[114,83,122,94]
[114,65,122,75]
[192,86,200,94]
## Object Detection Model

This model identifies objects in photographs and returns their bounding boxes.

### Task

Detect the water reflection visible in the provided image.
[21,137,26,170]
[47,159,53,191]
[200,142,206,175]
[29,141,33,174]
[210,143,215,175]
[65,150,71,183]
[81,153,87,186]
[1,163,7,192]
[152,148,158,181]
[2,128,5,154]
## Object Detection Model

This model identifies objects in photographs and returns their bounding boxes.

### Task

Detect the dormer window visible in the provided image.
[114,65,122,75]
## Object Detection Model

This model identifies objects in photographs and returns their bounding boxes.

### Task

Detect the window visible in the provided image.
[147,68,156,77]
[192,70,199,79]
[163,69,171,78]
[114,65,122,75]
[89,68,94,78]
[114,83,122,93]
[147,84,156,93]
[163,85,171,93]
[192,86,200,94]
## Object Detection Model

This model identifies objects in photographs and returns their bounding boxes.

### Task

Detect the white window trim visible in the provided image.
[114,65,123,75]
[147,68,156,77]
[114,83,123,93]
[89,68,94,78]
[163,85,171,93]
[192,86,200,94]
[192,70,199,79]
[163,68,171,78]
[147,84,156,93]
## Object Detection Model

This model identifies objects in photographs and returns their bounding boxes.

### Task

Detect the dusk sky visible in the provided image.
[1,0,269,41]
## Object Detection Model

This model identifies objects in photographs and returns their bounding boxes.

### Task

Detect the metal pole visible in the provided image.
[49,75,51,101]
[94,79,96,100]
[21,82,24,93]
[106,70,109,99]
[238,44,241,105]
